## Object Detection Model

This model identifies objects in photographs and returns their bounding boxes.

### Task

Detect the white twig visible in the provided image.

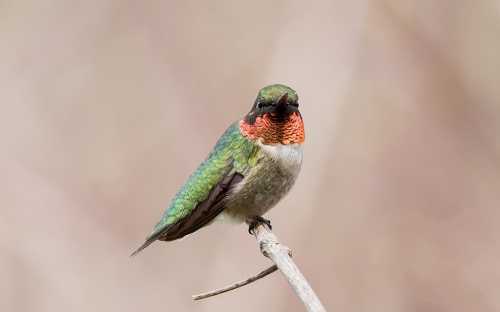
[253,223,326,312]
[193,222,326,312]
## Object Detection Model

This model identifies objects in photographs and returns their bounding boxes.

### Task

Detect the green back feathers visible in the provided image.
[151,122,259,235]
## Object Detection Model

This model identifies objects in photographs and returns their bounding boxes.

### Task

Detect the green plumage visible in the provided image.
[150,122,259,238]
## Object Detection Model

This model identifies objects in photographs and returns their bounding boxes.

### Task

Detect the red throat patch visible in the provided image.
[239,112,305,145]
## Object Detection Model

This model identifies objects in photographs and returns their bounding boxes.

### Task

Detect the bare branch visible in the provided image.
[192,265,278,300]
[252,223,326,312]
[193,222,326,311]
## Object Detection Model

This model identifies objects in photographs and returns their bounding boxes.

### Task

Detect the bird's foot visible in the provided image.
[246,216,272,235]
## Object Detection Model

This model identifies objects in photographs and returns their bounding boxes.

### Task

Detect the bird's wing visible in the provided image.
[131,123,259,256]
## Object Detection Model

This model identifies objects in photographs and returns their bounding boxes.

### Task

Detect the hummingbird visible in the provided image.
[131,84,305,256]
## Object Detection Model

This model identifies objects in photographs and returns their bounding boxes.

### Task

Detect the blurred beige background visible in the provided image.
[2,1,500,311]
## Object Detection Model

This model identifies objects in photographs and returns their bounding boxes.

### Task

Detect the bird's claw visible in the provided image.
[247,216,272,235]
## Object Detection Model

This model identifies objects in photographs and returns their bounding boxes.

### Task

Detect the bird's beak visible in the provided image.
[276,93,289,109]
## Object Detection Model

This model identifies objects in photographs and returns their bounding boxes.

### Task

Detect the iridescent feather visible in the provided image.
[131,122,259,256]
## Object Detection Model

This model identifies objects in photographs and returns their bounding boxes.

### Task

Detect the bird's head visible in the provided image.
[240,84,305,145]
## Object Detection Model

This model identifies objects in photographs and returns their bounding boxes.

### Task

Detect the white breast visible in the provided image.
[257,142,303,174]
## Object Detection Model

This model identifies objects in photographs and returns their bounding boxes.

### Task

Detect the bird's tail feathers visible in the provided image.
[130,237,157,257]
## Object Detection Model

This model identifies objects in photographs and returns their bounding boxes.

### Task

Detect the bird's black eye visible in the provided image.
[257,101,272,109]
